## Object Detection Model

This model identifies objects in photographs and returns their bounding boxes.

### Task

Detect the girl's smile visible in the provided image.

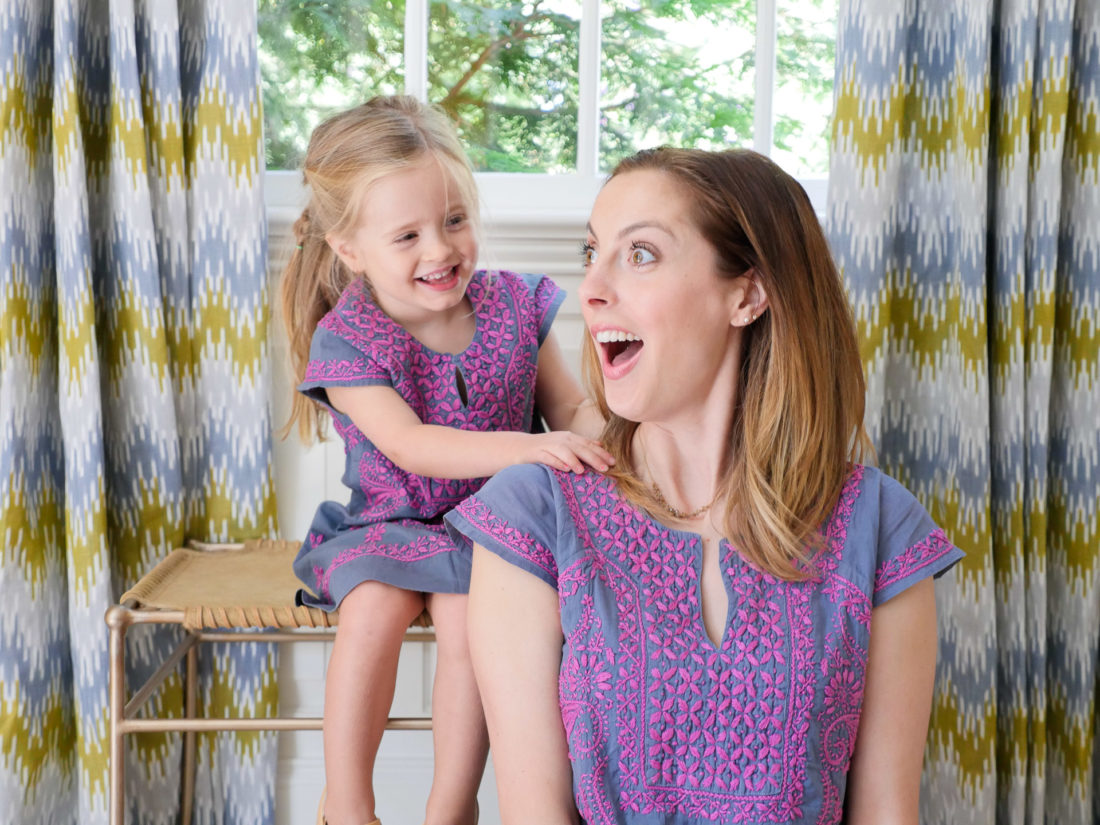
[327,155,478,331]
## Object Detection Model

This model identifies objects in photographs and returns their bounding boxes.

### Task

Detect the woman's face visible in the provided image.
[579,168,750,427]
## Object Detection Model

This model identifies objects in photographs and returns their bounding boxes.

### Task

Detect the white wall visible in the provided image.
[267,207,593,825]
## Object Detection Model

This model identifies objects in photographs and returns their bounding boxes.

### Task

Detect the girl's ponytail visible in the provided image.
[279,210,354,442]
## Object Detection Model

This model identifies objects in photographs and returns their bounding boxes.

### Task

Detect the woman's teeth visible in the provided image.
[594,330,641,343]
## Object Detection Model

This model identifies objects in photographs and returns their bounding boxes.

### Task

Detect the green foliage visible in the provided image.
[258,0,835,174]
[257,0,405,170]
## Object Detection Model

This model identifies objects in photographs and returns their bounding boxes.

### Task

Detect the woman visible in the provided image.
[446,147,963,824]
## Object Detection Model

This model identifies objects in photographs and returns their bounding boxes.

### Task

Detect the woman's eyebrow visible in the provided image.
[617,220,673,239]
[584,219,675,240]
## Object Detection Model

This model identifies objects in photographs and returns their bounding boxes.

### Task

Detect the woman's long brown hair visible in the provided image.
[583,147,873,580]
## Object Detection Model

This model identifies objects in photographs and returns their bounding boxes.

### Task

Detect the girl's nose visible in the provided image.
[424,227,454,261]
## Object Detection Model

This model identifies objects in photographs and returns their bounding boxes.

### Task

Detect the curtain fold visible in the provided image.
[827,1,1100,823]
[0,1,278,823]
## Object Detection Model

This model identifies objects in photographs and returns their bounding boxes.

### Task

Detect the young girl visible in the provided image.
[280,96,611,825]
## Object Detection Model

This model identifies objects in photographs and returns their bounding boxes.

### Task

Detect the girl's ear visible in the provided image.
[729,268,769,327]
[326,232,361,274]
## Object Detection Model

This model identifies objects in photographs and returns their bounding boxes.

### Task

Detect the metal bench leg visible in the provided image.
[182,642,198,824]
[105,605,131,825]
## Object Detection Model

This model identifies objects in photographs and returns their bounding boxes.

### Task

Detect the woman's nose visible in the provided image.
[578,261,610,307]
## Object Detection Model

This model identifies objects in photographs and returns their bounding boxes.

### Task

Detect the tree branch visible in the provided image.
[440,12,556,110]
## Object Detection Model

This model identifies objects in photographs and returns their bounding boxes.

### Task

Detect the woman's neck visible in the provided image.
[634,418,730,521]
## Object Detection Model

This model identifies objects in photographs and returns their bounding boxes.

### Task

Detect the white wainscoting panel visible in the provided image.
[269,210,589,825]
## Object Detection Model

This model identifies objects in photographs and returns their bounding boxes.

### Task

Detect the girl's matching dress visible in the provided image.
[446,462,963,825]
[293,269,563,609]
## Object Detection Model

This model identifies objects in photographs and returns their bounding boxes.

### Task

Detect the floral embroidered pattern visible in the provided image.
[548,467,873,824]
[462,461,962,824]
[309,272,548,521]
[295,270,561,606]
[873,527,954,594]
[309,521,458,601]
[455,497,557,582]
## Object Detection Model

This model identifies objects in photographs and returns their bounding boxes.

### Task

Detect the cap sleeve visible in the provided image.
[297,322,393,411]
[871,474,965,606]
[516,272,565,345]
[445,463,560,589]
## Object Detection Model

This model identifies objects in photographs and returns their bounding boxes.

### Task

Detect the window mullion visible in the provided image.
[576,0,602,176]
[405,0,429,100]
[753,0,777,155]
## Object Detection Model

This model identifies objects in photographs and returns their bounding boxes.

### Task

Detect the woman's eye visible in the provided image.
[580,242,597,266]
[629,245,656,265]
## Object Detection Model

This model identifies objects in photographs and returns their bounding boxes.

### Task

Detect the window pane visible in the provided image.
[428,1,581,173]
[599,0,756,172]
[773,0,836,177]
[258,0,405,171]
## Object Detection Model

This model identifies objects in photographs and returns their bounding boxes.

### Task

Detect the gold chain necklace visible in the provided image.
[640,434,716,521]
[650,481,715,520]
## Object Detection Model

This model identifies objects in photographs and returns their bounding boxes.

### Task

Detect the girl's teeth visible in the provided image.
[420,269,452,281]
[594,330,641,343]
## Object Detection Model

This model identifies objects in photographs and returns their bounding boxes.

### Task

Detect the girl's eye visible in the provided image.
[446,213,466,227]
[628,244,656,265]
[396,232,417,243]
[580,241,597,266]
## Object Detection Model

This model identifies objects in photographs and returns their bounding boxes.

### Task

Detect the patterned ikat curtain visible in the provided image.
[0,1,278,823]
[828,2,1100,824]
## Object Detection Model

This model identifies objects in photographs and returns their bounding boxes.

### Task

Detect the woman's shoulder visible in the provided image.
[847,463,934,521]
[838,463,964,603]
[476,461,562,507]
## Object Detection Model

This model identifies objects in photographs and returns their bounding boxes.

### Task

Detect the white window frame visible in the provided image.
[263,0,829,230]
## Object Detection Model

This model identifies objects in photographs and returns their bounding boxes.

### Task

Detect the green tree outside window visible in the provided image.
[258,1,835,176]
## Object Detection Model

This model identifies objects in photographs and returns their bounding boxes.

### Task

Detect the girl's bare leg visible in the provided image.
[323,581,425,825]
[423,592,489,825]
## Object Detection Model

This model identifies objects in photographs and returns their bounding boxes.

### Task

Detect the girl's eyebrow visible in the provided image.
[585,220,675,241]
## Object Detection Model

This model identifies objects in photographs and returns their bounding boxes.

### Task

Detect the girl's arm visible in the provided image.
[844,577,938,825]
[467,544,578,825]
[533,330,605,438]
[326,383,613,479]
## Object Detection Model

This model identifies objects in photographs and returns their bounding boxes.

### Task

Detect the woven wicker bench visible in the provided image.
[104,538,433,825]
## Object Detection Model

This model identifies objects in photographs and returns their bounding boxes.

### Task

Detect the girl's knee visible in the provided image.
[339,581,424,630]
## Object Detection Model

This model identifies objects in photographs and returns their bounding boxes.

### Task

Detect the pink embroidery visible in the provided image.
[874,527,954,594]
[456,498,557,582]
[303,356,383,383]
[304,272,553,531]
[311,521,458,601]
[461,451,955,825]
[542,465,869,825]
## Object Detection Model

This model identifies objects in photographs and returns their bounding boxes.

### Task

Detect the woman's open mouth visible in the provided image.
[594,328,643,377]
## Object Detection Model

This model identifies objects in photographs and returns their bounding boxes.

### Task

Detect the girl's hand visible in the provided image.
[526,432,615,474]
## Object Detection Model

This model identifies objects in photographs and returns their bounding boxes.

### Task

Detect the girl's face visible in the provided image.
[328,155,478,329]
[579,168,753,428]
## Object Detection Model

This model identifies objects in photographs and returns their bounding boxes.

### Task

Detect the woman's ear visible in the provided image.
[326,232,361,274]
[730,269,769,327]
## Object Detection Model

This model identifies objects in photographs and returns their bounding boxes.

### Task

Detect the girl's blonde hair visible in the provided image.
[280,95,479,442]
[583,147,873,581]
